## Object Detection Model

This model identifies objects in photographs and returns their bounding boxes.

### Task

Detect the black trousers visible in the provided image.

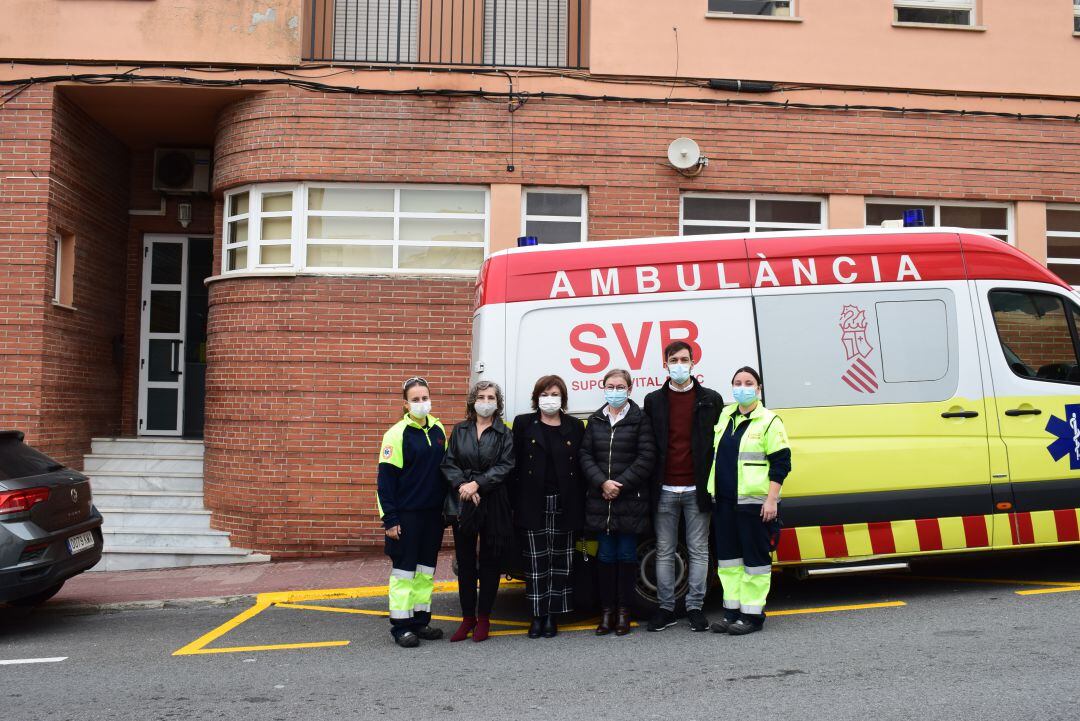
[453,523,501,617]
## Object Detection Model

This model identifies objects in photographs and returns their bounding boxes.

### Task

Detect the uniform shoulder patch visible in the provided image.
[381,445,394,459]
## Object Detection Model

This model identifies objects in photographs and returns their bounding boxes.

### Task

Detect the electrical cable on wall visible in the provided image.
[1,72,1079,124]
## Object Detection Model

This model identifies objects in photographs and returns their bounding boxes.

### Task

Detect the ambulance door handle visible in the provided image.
[941,410,979,419]
[1004,408,1042,417]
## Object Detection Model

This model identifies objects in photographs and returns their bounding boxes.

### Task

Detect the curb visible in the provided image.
[34,594,256,616]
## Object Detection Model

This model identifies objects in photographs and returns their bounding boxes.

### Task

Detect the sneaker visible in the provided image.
[727,619,762,636]
[393,631,420,648]
[647,608,678,632]
[414,626,443,641]
[687,609,710,632]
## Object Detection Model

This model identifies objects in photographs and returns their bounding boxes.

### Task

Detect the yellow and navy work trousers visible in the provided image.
[712,501,774,620]
[385,508,443,637]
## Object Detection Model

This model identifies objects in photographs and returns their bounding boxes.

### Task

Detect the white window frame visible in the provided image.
[521,188,588,244]
[223,189,253,272]
[222,182,489,276]
[864,198,1013,245]
[894,0,975,26]
[1047,203,1080,290]
[1074,0,1080,33]
[706,0,795,19]
[679,193,827,235]
[53,232,63,302]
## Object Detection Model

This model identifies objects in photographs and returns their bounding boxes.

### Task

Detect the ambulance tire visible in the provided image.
[632,539,689,620]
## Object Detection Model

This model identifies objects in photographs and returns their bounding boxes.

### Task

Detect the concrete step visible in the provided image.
[90,438,205,457]
[94,547,271,572]
[93,490,205,510]
[85,472,204,493]
[102,527,232,549]
[84,455,203,474]
[98,507,212,530]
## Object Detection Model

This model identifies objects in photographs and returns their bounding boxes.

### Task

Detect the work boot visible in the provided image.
[614,607,633,636]
[728,614,764,636]
[393,630,419,648]
[687,609,710,632]
[414,626,443,641]
[542,615,558,638]
[647,608,677,632]
[595,607,615,636]
[710,610,741,634]
[528,616,544,639]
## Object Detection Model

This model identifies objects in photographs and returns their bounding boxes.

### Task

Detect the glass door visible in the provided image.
[138,236,188,436]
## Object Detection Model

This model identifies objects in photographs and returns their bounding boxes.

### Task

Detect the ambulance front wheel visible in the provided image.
[632,539,690,619]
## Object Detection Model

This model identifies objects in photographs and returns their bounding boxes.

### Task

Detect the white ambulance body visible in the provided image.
[472,228,1080,566]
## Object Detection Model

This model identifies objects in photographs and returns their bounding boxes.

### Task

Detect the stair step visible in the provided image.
[84,472,203,493]
[98,507,212,529]
[103,527,232,549]
[90,438,204,457]
[93,490,205,510]
[84,455,203,473]
[93,548,270,572]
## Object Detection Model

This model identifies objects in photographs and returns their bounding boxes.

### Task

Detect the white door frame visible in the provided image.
[137,234,210,436]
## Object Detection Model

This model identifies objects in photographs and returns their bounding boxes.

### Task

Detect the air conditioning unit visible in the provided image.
[152,148,211,193]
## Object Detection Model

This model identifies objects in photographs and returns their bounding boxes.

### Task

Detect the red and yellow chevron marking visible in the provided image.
[773,508,1080,563]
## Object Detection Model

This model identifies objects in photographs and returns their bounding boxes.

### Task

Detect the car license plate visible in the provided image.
[67,530,94,555]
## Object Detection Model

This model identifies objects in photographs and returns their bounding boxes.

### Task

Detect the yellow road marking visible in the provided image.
[173,601,272,656]
[886,574,1080,588]
[1015,585,1080,596]
[178,641,350,655]
[275,602,533,627]
[258,579,523,605]
[767,601,906,617]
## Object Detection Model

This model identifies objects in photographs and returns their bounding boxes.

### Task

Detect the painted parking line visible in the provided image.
[886,574,1080,588]
[1015,585,1080,596]
[174,579,907,655]
[0,657,67,665]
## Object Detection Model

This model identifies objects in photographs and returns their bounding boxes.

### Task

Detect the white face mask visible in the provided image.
[538,396,562,415]
[474,401,498,418]
[409,400,432,418]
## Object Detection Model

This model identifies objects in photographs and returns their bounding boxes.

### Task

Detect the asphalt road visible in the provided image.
[3,548,1080,721]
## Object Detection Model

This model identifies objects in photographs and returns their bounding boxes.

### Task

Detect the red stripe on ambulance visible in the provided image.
[1053,509,1080,543]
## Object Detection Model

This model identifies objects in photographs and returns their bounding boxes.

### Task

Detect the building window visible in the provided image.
[865,200,1012,243]
[894,0,974,26]
[1075,0,1080,32]
[1048,206,1080,289]
[522,189,587,244]
[680,194,825,236]
[484,0,569,67]
[707,0,793,17]
[223,183,488,276]
[53,230,75,307]
[332,0,419,63]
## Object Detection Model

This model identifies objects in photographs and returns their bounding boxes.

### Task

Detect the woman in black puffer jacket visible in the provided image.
[580,368,656,636]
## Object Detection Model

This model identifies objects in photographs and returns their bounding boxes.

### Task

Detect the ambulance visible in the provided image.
[472,228,1080,602]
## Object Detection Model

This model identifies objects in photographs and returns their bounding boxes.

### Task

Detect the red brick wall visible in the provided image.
[0,86,53,444]
[204,275,473,554]
[206,90,1080,554]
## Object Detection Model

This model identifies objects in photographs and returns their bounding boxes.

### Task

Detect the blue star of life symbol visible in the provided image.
[1046,403,1080,471]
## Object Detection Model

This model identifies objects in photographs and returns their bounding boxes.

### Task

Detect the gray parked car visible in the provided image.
[0,430,103,606]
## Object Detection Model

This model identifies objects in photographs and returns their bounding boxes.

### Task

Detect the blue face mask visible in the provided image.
[668,363,692,385]
[604,389,629,409]
[732,386,758,406]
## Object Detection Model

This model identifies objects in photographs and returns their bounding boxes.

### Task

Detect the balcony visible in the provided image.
[303,0,588,68]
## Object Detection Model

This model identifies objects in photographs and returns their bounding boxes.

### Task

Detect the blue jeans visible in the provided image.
[654,488,711,612]
[597,532,637,563]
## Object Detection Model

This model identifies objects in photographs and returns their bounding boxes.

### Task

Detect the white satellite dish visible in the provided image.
[667,137,708,175]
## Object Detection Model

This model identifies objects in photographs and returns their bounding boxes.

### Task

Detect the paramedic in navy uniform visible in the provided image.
[708,366,791,635]
[376,377,448,648]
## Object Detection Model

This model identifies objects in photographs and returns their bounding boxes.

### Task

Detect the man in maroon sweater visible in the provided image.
[643,341,724,632]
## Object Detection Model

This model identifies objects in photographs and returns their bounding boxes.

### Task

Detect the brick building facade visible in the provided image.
[2,0,1079,559]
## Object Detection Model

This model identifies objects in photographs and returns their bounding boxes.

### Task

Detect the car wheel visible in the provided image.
[8,581,65,607]
[632,539,689,619]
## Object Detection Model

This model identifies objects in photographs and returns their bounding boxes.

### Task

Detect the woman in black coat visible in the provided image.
[580,368,656,636]
[440,380,515,643]
[510,374,586,640]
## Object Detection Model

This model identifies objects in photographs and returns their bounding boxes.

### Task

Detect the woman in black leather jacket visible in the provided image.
[440,380,515,643]
[580,368,656,636]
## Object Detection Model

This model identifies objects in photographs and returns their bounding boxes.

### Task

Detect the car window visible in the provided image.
[989,290,1080,384]
[0,436,64,481]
